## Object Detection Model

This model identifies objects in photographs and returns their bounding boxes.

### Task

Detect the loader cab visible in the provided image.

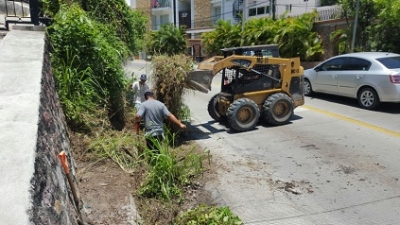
[220,45,281,95]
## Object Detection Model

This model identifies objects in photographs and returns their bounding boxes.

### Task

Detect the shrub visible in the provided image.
[151,54,193,133]
[146,24,188,56]
[47,3,128,131]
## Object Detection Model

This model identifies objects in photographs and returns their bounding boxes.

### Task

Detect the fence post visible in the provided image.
[29,0,40,25]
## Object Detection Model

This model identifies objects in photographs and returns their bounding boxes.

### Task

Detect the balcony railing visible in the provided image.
[152,0,171,9]
[315,6,344,22]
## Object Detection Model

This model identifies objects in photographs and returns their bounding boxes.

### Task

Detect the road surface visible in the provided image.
[184,72,400,225]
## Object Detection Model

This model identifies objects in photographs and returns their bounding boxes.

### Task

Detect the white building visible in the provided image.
[128,0,327,33]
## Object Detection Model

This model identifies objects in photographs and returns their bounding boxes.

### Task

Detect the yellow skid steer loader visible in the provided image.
[186,45,305,132]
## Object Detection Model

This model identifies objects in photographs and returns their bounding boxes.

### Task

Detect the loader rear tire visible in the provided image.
[263,93,293,126]
[208,94,226,122]
[227,98,260,132]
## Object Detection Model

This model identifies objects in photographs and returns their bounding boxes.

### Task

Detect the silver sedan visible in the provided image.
[304,52,400,109]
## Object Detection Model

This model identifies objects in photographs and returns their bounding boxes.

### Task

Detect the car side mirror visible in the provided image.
[314,66,320,72]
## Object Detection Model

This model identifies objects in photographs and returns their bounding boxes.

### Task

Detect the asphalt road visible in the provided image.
[126,60,400,224]
[185,73,400,225]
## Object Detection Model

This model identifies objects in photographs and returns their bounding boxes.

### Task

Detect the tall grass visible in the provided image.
[48,3,129,132]
[138,132,210,201]
[87,129,141,173]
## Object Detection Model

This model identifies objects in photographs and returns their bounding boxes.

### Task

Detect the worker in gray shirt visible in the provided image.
[135,90,186,152]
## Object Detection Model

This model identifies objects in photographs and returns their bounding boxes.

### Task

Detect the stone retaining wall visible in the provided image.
[0,29,81,224]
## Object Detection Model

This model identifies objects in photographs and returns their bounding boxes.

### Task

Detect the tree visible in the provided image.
[201,12,323,60]
[78,0,147,54]
[201,20,241,56]
[372,0,400,52]
[146,24,187,56]
[241,17,277,46]
[338,0,376,52]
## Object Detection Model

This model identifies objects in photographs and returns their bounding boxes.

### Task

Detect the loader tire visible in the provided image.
[208,94,226,122]
[227,98,260,132]
[263,93,293,126]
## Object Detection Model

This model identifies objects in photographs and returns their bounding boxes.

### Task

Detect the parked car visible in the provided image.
[304,52,400,109]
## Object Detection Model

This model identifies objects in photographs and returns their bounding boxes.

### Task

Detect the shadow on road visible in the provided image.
[181,120,227,141]
[308,93,400,114]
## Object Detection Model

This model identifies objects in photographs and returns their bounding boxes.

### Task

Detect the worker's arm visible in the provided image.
[167,114,186,129]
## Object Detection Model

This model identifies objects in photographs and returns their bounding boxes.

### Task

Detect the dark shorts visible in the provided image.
[145,135,164,153]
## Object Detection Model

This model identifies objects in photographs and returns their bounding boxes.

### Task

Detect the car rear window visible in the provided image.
[376,56,400,69]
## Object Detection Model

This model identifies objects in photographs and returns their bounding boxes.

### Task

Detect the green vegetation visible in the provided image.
[201,12,323,61]
[78,0,147,54]
[47,2,144,131]
[151,54,193,133]
[175,205,243,225]
[146,24,188,56]
[138,134,210,201]
[201,20,241,55]
[330,0,400,53]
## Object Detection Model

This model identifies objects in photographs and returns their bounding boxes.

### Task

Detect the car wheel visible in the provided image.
[207,94,226,122]
[263,93,294,126]
[227,98,260,132]
[304,79,313,96]
[358,87,380,110]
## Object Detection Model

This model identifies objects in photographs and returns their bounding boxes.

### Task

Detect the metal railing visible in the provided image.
[0,0,50,30]
[315,6,344,22]
[152,0,171,9]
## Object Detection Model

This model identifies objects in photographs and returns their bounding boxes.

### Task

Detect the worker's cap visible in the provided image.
[144,90,154,97]
[140,74,147,81]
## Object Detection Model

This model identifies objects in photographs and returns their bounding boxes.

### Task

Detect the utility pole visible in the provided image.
[272,0,276,20]
[241,0,247,45]
[222,0,225,20]
[241,0,247,32]
[351,0,360,52]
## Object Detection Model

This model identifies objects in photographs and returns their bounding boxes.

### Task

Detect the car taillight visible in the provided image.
[389,75,400,83]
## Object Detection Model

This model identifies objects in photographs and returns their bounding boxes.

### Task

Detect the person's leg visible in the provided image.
[145,137,155,151]
[145,135,164,154]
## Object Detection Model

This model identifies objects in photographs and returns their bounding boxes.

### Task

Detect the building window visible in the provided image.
[249,6,270,17]
[212,6,221,25]
[249,8,257,16]
[257,7,265,15]
[285,4,292,12]
[151,15,157,30]
[160,15,170,25]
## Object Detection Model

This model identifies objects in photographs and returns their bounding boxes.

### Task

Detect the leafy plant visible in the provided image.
[330,28,350,54]
[78,0,147,54]
[54,51,103,130]
[47,3,129,131]
[146,24,188,56]
[201,20,241,56]
[175,205,243,225]
[201,12,323,60]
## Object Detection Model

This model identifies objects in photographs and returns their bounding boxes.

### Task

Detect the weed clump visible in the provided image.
[151,54,193,133]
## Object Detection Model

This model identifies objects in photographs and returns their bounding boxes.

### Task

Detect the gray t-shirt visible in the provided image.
[137,99,171,136]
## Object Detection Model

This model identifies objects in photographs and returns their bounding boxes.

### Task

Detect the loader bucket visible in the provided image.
[186,69,214,93]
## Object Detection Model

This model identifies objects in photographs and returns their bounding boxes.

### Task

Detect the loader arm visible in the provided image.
[186,55,296,93]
